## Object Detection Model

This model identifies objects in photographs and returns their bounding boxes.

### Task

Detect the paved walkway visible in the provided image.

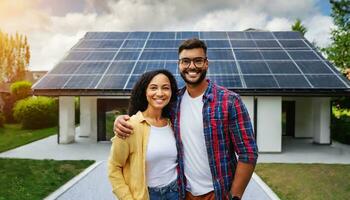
[1,134,349,200]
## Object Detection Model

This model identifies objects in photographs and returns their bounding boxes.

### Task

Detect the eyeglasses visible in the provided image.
[178,57,207,68]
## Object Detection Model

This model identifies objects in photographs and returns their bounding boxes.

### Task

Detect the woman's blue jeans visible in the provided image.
[148,179,178,200]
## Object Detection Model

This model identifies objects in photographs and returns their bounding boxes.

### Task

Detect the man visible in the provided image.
[114,38,258,200]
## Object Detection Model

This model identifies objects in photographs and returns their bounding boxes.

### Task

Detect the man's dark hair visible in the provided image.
[128,69,178,118]
[178,38,207,55]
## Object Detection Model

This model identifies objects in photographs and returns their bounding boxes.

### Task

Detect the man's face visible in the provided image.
[178,48,208,86]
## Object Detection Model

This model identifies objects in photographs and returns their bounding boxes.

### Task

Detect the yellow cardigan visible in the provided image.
[108,111,151,200]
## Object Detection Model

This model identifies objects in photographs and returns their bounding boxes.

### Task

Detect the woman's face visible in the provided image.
[146,73,172,111]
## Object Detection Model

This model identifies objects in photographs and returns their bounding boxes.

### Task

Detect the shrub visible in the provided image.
[0,112,5,127]
[3,94,16,123]
[331,115,350,145]
[10,81,32,101]
[13,96,58,129]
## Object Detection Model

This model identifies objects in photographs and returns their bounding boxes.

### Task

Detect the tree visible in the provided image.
[0,31,30,83]
[323,0,350,73]
[291,19,307,35]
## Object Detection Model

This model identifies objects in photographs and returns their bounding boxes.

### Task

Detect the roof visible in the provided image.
[32,31,350,96]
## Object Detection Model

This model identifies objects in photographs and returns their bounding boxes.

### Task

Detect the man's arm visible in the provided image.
[229,95,258,199]
[230,162,255,198]
[113,115,133,139]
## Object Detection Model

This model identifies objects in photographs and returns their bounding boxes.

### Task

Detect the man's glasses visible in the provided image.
[178,57,207,68]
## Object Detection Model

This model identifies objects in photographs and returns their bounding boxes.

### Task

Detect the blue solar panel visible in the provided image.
[125,75,141,89]
[255,40,280,49]
[200,32,227,39]
[306,75,346,88]
[244,75,278,88]
[278,40,309,49]
[296,61,334,74]
[149,32,175,39]
[145,40,178,48]
[97,75,130,89]
[227,32,248,39]
[107,61,135,74]
[64,75,101,89]
[122,40,146,48]
[275,75,311,88]
[288,50,319,60]
[205,40,231,48]
[115,50,140,60]
[234,50,262,60]
[176,32,199,39]
[208,61,238,75]
[50,62,81,74]
[266,61,301,74]
[273,31,303,39]
[33,31,350,92]
[239,61,271,74]
[260,50,290,60]
[209,75,242,88]
[127,32,149,39]
[133,61,164,74]
[75,62,109,74]
[35,75,70,89]
[87,52,116,60]
[230,40,256,49]
[140,49,178,60]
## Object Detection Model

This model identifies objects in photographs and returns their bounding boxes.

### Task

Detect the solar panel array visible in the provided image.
[33,31,350,92]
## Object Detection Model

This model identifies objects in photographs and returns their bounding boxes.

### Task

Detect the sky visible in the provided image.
[0,0,335,71]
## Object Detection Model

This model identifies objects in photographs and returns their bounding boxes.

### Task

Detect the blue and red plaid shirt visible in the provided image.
[171,79,258,200]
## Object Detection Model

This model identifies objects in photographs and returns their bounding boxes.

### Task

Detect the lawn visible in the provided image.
[255,163,350,200]
[0,124,57,153]
[0,158,94,200]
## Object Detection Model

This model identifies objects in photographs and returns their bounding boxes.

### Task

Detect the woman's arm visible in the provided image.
[108,137,134,200]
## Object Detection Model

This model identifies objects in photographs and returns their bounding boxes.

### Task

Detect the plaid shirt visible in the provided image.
[171,80,258,200]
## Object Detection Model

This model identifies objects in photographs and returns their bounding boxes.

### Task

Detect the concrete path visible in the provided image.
[2,134,350,200]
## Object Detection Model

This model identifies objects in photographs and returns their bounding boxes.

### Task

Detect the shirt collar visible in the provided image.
[177,79,215,102]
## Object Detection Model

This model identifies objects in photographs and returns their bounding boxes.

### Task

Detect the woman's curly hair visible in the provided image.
[128,69,178,118]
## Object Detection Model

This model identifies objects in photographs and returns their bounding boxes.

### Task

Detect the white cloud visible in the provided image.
[0,0,335,70]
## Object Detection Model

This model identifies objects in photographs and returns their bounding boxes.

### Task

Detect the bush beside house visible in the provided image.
[13,96,58,129]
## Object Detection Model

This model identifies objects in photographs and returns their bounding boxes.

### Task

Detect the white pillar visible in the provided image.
[241,96,255,128]
[79,97,97,141]
[313,97,331,144]
[257,96,282,152]
[59,96,75,144]
[295,98,314,138]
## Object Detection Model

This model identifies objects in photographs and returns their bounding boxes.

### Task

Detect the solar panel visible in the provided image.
[33,31,350,94]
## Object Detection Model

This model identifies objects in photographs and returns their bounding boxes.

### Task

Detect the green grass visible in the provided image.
[0,158,94,200]
[0,124,57,153]
[255,163,350,200]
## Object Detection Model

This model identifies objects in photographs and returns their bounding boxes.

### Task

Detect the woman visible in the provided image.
[108,69,179,200]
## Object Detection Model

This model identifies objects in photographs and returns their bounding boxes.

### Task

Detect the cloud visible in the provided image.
[0,0,335,70]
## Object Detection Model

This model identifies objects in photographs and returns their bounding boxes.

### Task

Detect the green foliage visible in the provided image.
[291,19,307,35]
[331,114,350,144]
[75,97,80,124]
[0,31,30,83]
[10,81,32,100]
[323,0,350,72]
[2,94,16,123]
[0,112,4,127]
[13,96,58,129]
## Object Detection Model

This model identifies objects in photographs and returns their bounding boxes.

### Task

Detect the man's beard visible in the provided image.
[180,68,207,86]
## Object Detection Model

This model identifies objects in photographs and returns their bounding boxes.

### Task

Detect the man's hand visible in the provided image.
[113,115,133,139]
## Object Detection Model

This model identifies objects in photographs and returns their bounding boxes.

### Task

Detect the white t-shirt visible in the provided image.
[146,125,178,187]
[180,90,214,195]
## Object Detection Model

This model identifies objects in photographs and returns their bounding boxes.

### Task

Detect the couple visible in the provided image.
[108,38,258,200]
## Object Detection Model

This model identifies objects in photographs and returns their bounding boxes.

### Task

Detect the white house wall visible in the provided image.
[59,96,75,144]
[257,96,282,152]
[295,98,314,138]
[241,96,255,128]
[79,97,97,141]
[313,97,331,144]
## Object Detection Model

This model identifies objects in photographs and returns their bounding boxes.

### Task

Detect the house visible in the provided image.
[32,31,350,152]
